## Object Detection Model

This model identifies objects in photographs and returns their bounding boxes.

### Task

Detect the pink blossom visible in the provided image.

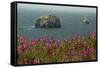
[27,39,37,46]
[17,35,25,42]
[80,47,95,57]
[71,34,81,45]
[55,40,62,48]
[89,32,96,38]
[31,59,40,64]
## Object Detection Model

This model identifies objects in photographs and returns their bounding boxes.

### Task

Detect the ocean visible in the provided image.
[17,9,96,40]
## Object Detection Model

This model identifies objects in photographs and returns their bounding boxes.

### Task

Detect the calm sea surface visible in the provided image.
[17,10,96,40]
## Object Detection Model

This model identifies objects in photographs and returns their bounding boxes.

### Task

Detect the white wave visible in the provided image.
[18,25,35,30]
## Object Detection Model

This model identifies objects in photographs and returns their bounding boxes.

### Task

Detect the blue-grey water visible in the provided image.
[17,5,96,40]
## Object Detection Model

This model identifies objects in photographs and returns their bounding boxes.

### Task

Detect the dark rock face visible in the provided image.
[35,15,61,28]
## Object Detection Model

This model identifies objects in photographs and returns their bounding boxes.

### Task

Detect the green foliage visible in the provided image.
[17,32,97,64]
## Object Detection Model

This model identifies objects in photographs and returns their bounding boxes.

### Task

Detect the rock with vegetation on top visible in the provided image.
[35,15,61,28]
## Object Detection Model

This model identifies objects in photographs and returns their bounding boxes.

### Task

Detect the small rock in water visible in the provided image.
[82,16,90,24]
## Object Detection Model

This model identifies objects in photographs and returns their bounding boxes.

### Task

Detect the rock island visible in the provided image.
[35,15,61,28]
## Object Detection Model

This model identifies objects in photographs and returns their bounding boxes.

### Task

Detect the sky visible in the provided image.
[17,3,96,13]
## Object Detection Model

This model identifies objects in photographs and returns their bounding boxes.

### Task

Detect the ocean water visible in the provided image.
[17,9,96,40]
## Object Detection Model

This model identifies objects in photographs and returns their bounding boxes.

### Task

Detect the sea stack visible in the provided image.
[35,14,61,28]
[82,17,90,24]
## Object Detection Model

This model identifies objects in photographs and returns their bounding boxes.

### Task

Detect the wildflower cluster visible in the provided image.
[17,32,96,65]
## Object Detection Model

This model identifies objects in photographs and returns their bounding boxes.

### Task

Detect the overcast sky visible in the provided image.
[17,3,96,13]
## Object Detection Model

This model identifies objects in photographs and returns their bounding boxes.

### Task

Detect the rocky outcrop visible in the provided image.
[35,15,61,28]
[82,17,90,24]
